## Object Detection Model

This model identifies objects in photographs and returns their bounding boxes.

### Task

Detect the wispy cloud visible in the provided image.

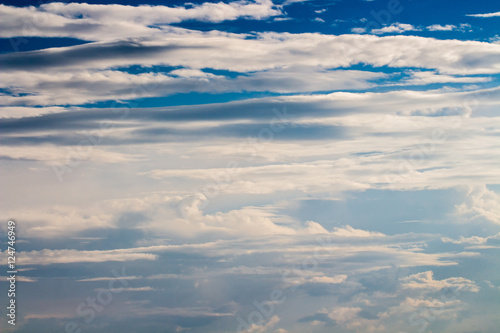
[467,11,500,18]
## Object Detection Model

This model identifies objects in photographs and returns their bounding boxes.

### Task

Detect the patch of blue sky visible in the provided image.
[76,91,284,109]
[110,64,183,75]
[111,65,243,79]
[285,188,496,236]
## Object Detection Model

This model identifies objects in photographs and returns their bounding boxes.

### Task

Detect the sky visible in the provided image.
[0,0,500,332]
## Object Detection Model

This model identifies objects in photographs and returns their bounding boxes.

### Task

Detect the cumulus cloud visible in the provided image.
[455,185,500,224]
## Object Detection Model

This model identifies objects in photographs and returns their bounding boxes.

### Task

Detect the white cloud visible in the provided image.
[484,280,500,290]
[7,248,157,265]
[427,24,456,31]
[239,315,280,333]
[403,70,491,85]
[467,11,500,18]
[1,2,499,332]
[3,32,500,77]
[351,27,366,34]
[327,306,361,325]
[309,275,348,284]
[455,185,500,224]
[285,272,348,286]
[0,276,37,282]
[402,271,480,292]
[441,232,500,245]
[441,235,488,245]
[331,225,385,237]
[0,67,388,106]
[0,1,282,41]
[0,106,68,119]
[371,23,417,35]
[78,275,140,282]
[0,145,140,165]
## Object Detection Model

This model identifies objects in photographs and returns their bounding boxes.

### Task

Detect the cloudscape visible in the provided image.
[0,0,499,332]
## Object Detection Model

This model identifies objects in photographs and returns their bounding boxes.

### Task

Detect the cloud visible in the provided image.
[0,1,282,41]
[0,276,37,282]
[401,271,480,292]
[371,23,417,34]
[1,205,115,238]
[467,11,500,18]
[285,272,348,286]
[441,232,500,245]
[2,30,500,111]
[455,185,500,224]
[403,70,491,85]
[351,27,366,33]
[78,276,141,282]
[2,33,500,78]
[298,307,361,327]
[426,23,472,32]
[7,248,157,265]
[331,225,385,237]
[106,287,155,292]
[0,145,140,164]
[1,84,498,209]
[0,67,387,106]
[0,106,69,119]
[442,236,488,245]
[427,24,456,31]
[1,2,499,333]
[239,315,280,333]
[128,305,233,318]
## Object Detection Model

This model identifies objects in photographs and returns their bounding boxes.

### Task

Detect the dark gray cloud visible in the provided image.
[0,40,206,71]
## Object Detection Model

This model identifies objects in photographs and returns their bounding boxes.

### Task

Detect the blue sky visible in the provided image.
[0,0,500,332]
